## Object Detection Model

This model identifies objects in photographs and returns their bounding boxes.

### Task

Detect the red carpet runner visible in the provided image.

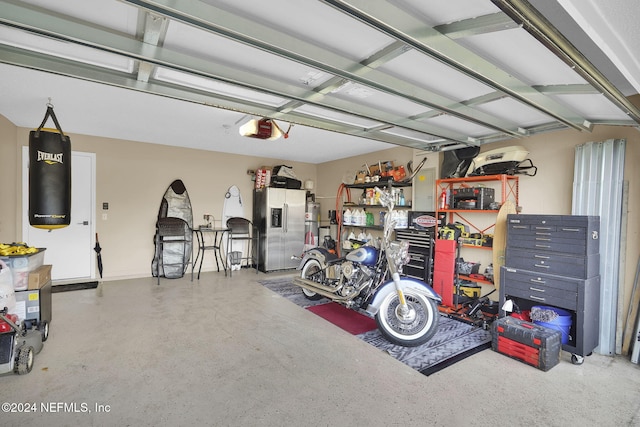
[306,302,377,335]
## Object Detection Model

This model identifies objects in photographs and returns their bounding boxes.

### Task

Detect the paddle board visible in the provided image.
[492,200,516,290]
[153,179,193,278]
[222,185,246,269]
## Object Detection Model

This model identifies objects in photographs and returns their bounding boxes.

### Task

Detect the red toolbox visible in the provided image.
[492,317,561,371]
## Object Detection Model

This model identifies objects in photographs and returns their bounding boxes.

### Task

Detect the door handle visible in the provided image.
[77,221,89,225]
[283,203,288,233]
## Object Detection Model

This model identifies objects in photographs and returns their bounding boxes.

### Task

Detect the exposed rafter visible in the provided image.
[491,0,640,124]
[320,0,591,131]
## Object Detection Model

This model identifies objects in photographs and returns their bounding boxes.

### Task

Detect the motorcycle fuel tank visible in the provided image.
[345,246,378,266]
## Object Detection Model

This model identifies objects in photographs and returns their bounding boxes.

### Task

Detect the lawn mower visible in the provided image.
[0,308,45,375]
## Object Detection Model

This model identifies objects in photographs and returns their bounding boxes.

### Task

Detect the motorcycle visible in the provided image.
[292,186,441,347]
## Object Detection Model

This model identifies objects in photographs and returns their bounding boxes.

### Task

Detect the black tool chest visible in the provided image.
[396,228,434,283]
[500,214,600,361]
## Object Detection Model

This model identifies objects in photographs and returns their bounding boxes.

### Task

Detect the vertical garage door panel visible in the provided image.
[572,139,626,356]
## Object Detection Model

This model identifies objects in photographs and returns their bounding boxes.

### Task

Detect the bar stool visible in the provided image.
[225,217,259,276]
[155,217,192,284]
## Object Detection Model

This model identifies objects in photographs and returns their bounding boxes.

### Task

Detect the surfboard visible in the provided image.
[222,185,246,269]
[222,185,245,224]
[152,179,193,278]
[492,200,516,291]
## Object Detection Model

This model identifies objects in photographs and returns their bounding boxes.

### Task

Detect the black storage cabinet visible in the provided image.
[395,228,434,283]
[499,214,600,362]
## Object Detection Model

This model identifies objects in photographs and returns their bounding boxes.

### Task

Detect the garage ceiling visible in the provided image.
[0,0,639,163]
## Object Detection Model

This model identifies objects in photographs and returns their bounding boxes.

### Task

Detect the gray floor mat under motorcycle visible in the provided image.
[258,276,492,376]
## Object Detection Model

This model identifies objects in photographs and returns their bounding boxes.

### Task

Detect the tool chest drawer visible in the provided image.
[406,251,427,269]
[505,247,599,279]
[506,214,599,255]
[506,233,594,255]
[501,267,580,310]
[396,229,432,251]
[404,251,427,279]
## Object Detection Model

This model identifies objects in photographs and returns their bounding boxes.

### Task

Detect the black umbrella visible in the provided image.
[94,233,103,279]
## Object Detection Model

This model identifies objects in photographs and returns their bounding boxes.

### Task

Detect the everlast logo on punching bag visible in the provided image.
[29,104,72,230]
[36,150,64,164]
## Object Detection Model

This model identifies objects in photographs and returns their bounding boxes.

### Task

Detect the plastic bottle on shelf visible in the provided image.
[366,211,374,226]
[399,189,405,206]
[345,231,356,249]
[343,208,352,225]
[358,209,366,226]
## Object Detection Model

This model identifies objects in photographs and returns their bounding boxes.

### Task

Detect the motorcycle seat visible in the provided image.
[326,256,344,265]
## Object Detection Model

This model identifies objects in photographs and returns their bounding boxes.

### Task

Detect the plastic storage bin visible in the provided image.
[531,305,573,345]
[0,249,46,291]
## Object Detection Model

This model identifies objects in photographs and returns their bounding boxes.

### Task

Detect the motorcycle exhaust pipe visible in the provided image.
[292,277,353,302]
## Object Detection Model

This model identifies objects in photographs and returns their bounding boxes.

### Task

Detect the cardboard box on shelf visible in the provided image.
[28,264,52,290]
[369,161,394,177]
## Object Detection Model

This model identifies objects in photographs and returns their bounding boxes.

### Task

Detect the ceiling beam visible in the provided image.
[0,1,482,146]
[321,0,593,132]
[136,12,168,83]
[120,0,524,138]
[492,0,640,125]
[0,43,447,150]
[435,12,519,39]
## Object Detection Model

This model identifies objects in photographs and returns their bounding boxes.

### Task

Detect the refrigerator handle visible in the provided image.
[283,203,288,233]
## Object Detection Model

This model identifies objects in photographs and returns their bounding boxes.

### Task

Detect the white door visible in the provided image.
[412,167,436,211]
[22,148,96,282]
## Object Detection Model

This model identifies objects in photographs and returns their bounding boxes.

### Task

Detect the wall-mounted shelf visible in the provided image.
[343,225,384,231]
[346,204,412,209]
[346,180,411,189]
[435,174,519,291]
[436,174,519,243]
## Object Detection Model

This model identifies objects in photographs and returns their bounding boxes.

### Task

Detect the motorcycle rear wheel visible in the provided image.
[375,289,439,347]
[300,259,324,300]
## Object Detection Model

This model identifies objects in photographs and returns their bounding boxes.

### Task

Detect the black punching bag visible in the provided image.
[29,105,71,229]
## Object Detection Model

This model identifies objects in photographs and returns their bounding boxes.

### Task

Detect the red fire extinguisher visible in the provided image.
[439,189,447,209]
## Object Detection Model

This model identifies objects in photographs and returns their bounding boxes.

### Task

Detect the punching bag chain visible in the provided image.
[35,101,69,142]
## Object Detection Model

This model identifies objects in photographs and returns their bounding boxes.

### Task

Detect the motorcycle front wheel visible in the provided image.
[300,259,324,300]
[375,289,439,347]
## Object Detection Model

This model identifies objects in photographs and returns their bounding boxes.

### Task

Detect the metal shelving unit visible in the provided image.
[435,174,519,286]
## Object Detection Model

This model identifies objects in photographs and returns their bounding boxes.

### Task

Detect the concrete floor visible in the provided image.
[1,269,639,427]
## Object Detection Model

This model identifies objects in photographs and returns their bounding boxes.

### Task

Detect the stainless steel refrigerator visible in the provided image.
[253,188,306,272]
